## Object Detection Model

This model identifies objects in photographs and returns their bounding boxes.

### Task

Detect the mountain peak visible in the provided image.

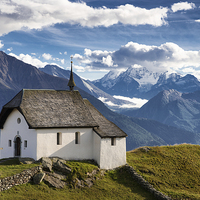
[160,89,182,105]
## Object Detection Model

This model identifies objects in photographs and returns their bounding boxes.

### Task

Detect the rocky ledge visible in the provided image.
[32,157,105,189]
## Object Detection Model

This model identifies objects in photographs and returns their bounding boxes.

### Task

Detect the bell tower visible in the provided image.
[68,56,76,91]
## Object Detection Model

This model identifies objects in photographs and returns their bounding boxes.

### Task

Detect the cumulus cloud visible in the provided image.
[0,40,4,48]
[171,2,196,12]
[9,52,66,68]
[102,55,114,67]
[9,53,48,68]
[74,42,200,78]
[0,0,169,36]
[42,53,52,60]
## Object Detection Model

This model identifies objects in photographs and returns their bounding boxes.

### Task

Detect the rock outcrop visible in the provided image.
[41,157,52,172]
[33,172,45,184]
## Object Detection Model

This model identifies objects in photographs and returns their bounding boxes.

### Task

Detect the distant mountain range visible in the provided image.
[122,89,200,133]
[0,51,199,150]
[93,66,200,99]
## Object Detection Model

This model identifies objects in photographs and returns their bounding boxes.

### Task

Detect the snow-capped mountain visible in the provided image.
[93,69,123,90]
[147,73,200,99]
[92,66,162,98]
[93,66,200,100]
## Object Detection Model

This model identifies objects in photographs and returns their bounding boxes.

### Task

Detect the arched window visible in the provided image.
[75,132,80,144]
[57,132,62,145]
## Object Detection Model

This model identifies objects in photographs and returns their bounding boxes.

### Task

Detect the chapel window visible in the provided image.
[17,118,21,124]
[57,132,62,145]
[75,132,80,144]
[8,140,12,147]
[24,140,27,148]
[111,138,116,146]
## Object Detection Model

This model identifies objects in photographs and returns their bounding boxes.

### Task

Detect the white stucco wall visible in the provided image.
[99,137,126,169]
[92,132,101,166]
[0,109,37,159]
[36,128,94,160]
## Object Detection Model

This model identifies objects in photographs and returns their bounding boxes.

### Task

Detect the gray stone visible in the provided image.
[51,157,66,164]
[74,178,84,188]
[45,171,67,181]
[53,159,71,174]
[84,178,93,188]
[41,157,52,172]
[44,174,66,189]
[19,157,35,164]
[33,172,45,184]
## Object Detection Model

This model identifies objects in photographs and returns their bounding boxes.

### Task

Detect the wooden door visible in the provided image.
[15,137,21,156]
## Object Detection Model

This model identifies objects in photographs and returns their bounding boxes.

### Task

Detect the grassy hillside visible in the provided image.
[0,160,155,200]
[1,144,200,199]
[127,144,200,199]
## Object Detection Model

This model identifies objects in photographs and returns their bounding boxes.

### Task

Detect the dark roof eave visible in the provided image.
[93,128,127,138]
[29,125,99,129]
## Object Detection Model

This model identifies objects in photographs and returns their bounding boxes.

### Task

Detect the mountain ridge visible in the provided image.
[93,66,200,100]
[123,89,200,133]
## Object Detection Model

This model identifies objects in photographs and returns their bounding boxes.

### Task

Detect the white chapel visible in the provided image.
[0,60,127,169]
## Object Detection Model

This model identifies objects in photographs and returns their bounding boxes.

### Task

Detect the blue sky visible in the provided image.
[0,0,200,80]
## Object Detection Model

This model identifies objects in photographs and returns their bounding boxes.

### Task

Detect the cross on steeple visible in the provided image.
[68,56,76,91]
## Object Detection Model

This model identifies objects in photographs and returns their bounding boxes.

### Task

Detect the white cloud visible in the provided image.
[0,40,4,48]
[98,96,147,109]
[7,47,13,52]
[171,2,196,12]
[60,59,65,64]
[102,55,113,67]
[74,41,200,79]
[113,95,148,108]
[0,0,169,36]
[74,64,85,72]
[42,53,52,60]
[64,51,67,55]
[9,53,48,68]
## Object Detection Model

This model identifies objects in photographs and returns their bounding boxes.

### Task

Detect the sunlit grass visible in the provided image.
[0,158,39,179]
[127,144,200,199]
[0,159,155,200]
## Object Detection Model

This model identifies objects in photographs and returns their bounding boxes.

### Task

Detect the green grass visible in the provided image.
[0,158,40,179]
[127,144,200,200]
[0,160,155,200]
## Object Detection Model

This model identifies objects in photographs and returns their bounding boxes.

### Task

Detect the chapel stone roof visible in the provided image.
[84,99,127,138]
[0,89,127,138]
[0,89,98,129]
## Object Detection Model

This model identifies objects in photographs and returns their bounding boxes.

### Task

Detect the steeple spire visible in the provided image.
[68,56,76,91]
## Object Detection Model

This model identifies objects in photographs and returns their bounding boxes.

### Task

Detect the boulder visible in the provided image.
[44,174,66,189]
[33,172,45,184]
[53,159,71,174]
[45,171,67,180]
[41,157,52,172]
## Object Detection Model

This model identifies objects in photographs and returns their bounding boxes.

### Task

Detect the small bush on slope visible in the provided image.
[127,144,200,199]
